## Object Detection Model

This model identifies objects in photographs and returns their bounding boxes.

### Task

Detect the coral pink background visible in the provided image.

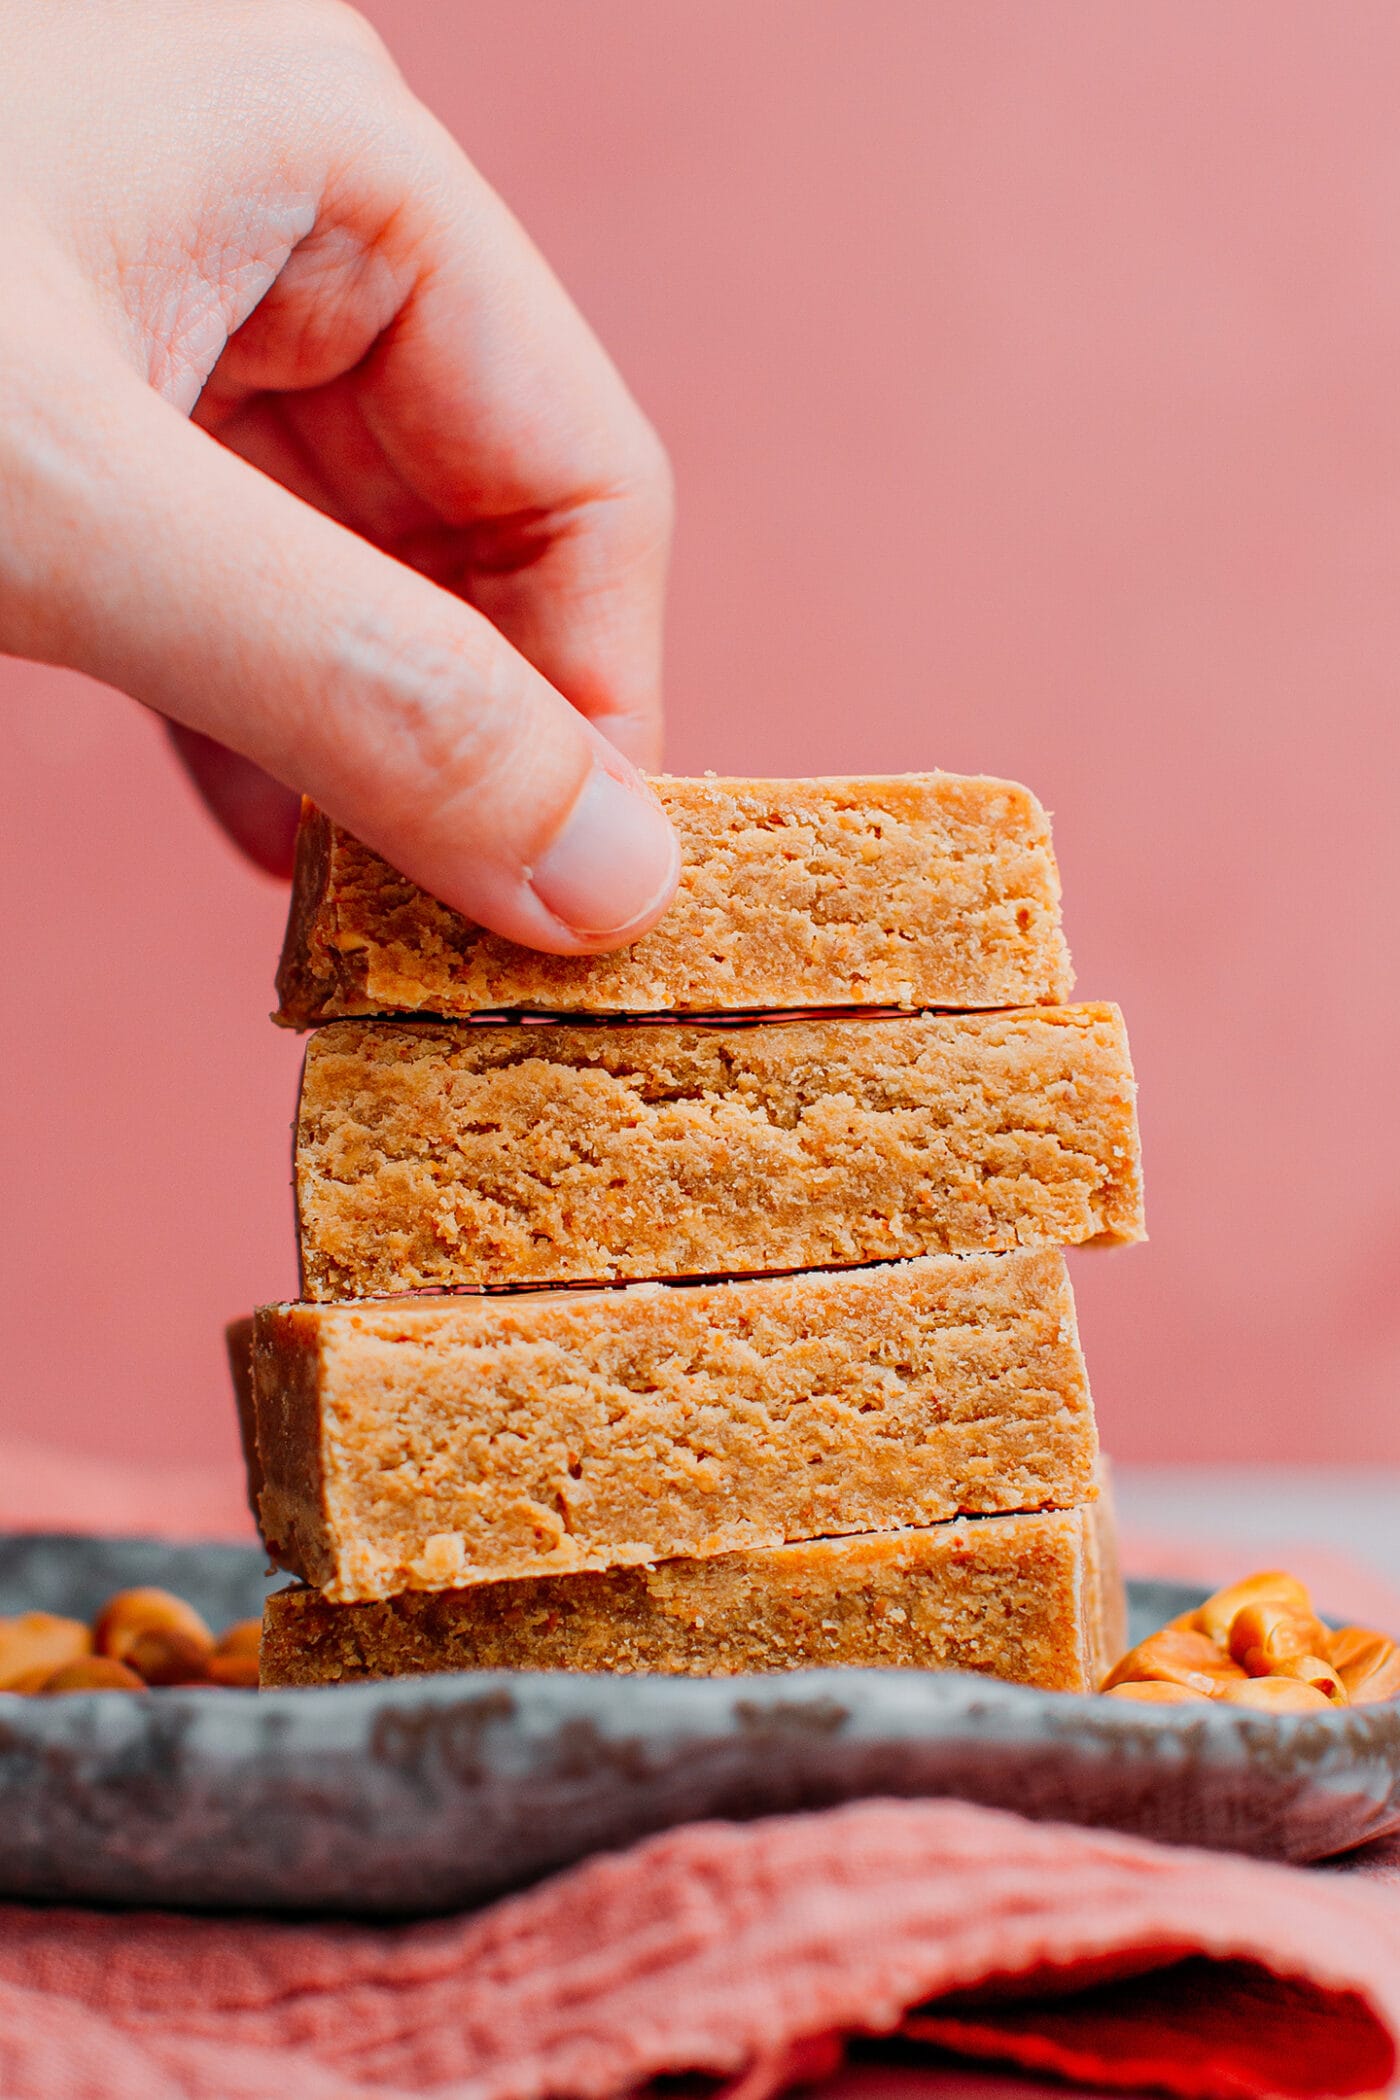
[2,1,1398,1479]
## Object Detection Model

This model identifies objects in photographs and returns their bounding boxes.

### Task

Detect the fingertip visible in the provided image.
[588,706,665,772]
[528,761,680,948]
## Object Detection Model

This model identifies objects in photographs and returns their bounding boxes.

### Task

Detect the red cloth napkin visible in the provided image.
[5,1442,1400,2100]
[2,1799,1400,2100]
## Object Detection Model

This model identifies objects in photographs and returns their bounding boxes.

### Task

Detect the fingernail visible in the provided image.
[531,765,679,942]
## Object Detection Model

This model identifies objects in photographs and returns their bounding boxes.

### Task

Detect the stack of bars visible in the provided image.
[235,774,1144,1692]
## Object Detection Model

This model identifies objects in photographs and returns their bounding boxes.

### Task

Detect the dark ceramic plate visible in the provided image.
[2,1532,1397,1916]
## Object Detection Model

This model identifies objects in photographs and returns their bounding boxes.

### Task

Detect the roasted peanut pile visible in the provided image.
[5,1568,1397,1706]
[1102,1569,1400,1712]
[0,1589,260,1694]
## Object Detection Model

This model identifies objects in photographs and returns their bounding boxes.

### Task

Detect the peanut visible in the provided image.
[1101,1568,1398,1711]
[205,1653,260,1688]
[1227,1600,1331,1676]
[212,1618,261,1658]
[93,1588,214,1687]
[1329,1628,1400,1705]
[1193,1571,1314,1646]
[1263,1653,1347,1702]
[1214,1676,1335,1713]
[1103,1680,1210,1704]
[40,1657,146,1694]
[0,1612,92,1692]
[1102,1627,1246,1698]
[204,1619,262,1689]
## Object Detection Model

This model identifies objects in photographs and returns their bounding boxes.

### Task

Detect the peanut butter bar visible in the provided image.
[259,1506,1108,1690]
[249,1250,1096,1604]
[275,774,1071,1024]
[296,1004,1141,1298]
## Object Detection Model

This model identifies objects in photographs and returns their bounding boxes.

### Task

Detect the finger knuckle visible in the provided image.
[332,600,546,810]
[271,0,391,63]
[263,0,408,134]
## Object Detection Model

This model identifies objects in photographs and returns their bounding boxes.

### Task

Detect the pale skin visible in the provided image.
[0,0,681,952]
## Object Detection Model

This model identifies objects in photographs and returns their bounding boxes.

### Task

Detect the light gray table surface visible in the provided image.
[1114,1465,1400,1591]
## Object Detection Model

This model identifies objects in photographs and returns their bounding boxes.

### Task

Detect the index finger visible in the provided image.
[202,93,673,768]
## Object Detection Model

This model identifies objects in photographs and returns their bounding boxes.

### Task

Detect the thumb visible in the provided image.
[16,372,680,955]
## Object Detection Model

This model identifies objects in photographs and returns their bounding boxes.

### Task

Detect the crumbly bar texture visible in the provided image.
[259,1507,1106,1690]
[295,1004,1142,1298]
[249,1251,1097,1604]
[274,774,1072,1024]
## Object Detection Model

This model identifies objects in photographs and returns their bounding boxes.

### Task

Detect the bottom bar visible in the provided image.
[262,1505,1117,1694]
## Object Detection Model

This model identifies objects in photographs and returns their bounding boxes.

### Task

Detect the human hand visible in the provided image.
[0,0,678,952]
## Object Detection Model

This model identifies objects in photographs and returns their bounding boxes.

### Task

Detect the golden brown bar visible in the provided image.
[249,1250,1097,1604]
[275,773,1072,1024]
[260,1508,1105,1690]
[296,1004,1141,1298]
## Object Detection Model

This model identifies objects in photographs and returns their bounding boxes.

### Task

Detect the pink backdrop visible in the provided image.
[3,1,1398,1480]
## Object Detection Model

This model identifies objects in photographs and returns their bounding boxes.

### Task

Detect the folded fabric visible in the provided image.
[3,1797,1400,2100]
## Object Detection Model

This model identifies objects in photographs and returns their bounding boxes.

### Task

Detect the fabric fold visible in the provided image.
[3,1798,1400,2100]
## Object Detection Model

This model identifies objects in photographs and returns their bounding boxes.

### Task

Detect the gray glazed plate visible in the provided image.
[2,1531,1398,1916]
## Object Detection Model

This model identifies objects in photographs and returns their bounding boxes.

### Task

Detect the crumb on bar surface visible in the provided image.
[295,1004,1142,1298]
[249,1250,1097,1605]
[260,1506,1105,1690]
[274,774,1072,1024]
